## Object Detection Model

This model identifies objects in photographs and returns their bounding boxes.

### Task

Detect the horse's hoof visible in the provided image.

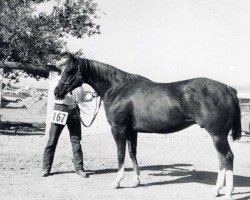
[110,181,120,189]
[225,195,233,200]
[131,178,140,187]
[212,189,220,197]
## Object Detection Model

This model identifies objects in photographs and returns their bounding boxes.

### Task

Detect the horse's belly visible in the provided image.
[132,114,195,133]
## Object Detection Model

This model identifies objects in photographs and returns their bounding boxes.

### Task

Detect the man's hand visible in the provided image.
[81,92,98,102]
[84,92,93,102]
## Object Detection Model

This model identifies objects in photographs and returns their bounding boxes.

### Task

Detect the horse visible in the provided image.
[54,53,241,200]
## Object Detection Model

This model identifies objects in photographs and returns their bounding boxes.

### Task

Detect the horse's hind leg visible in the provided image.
[127,131,140,187]
[110,124,127,189]
[212,135,234,200]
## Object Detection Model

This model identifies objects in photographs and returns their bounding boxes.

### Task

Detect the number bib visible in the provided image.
[51,110,69,125]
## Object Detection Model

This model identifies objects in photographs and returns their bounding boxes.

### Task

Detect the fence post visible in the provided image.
[0,68,3,108]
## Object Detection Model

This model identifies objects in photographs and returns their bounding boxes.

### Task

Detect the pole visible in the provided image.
[0,68,3,108]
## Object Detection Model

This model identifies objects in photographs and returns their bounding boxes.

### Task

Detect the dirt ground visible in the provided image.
[0,108,250,200]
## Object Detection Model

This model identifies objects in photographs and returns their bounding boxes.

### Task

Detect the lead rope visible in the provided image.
[75,96,102,127]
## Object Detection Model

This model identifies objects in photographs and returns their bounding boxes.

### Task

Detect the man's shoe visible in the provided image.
[76,169,88,178]
[42,170,50,177]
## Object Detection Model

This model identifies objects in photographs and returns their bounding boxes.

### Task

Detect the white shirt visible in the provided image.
[45,73,91,135]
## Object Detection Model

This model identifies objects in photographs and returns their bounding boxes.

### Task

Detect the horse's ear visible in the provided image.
[74,49,84,57]
[55,52,72,69]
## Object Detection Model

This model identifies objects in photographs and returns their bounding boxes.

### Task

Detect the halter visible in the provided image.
[59,63,82,90]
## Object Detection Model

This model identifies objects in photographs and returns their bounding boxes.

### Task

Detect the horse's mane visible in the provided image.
[80,58,149,82]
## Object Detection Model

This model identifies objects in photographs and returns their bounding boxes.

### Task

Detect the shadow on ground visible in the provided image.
[50,171,76,176]
[233,191,250,200]
[89,163,250,188]
[49,163,250,199]
[144,169,250,187]
[89,163,192,175]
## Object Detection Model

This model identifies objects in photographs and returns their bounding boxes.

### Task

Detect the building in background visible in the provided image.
[238,93,250,134]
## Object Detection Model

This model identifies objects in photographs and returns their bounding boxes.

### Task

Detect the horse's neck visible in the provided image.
[85,76,112,97]
[81,60,128,97]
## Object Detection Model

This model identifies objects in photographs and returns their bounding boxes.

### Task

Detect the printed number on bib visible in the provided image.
[51,110,68,125]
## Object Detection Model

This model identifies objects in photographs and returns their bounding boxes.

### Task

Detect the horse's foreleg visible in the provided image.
[110,125,127,189]
[212,136,234,200]
[127,131,140,187]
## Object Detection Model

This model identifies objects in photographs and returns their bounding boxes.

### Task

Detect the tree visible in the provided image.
[0,0,101,79]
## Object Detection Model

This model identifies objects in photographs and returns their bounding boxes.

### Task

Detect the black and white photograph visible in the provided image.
[0,1,250,200]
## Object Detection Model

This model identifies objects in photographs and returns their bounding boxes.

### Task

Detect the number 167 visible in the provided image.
[53,112,66,123]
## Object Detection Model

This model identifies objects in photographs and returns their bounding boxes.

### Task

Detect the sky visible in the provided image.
[22,0,250,90]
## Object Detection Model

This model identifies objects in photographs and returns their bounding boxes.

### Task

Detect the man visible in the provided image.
[42,68,96,178]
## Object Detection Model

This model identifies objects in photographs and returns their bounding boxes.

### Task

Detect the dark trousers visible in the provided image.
[43,104,83,172]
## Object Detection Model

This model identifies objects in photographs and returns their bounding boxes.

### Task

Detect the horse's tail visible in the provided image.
[227,86,242,140]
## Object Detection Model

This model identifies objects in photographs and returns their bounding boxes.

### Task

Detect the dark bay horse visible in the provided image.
[54,53,241,200]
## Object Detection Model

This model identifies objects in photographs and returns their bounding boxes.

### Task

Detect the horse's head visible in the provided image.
[54,53,83,99]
